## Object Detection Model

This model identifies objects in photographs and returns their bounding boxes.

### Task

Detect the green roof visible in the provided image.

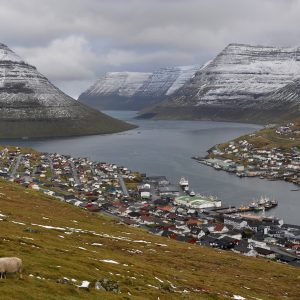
[175,195,217,205]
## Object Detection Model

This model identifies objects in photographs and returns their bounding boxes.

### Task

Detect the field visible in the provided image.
[0,179,299,299]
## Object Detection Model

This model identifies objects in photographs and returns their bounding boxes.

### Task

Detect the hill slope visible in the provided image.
[78,65,199,111]
[0,43,136,138]
[138,44,300,123]
[0,179,299,299]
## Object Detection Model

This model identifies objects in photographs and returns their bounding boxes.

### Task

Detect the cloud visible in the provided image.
[1,0,300,97]
[15,36,97,81]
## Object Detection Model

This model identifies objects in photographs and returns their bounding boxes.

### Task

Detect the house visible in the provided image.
[233,240,257,257]
[222,229,242,240]
[158,185,180,196]
[161,230,177,239]
[28,182,40,190]
[276,254,297,264]
[212,223,229,234]
[255,247,276,259]
[216,236,238,250]
[223,215,248,229]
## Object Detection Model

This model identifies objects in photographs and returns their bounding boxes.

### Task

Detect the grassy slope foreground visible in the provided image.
[0,179,299,300]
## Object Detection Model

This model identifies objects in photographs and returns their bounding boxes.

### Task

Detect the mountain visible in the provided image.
[78,65,199,110]
[1,172,299,299]
[138,44,300,123]
[246,77,300,123]
[0,43,135,139]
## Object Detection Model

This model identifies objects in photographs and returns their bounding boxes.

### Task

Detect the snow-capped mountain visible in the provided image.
[140,44,300,123]
[0,43,134,138]
[78,65,199,110]
[244,77,300,123]
[84,72,152,97]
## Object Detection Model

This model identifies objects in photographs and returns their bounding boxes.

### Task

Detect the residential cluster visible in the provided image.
[196,138,300,186]
[0,146,300,267]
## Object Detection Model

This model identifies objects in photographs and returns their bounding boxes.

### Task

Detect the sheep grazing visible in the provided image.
[0,257,22,279]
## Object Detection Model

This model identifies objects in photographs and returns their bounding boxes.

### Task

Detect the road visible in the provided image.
[69,160,81,186]
[118,175,129,197]
[9,154,23,178]
[47,155,55,175]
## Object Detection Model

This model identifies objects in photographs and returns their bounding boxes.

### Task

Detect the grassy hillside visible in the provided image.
[0,108,137,139]
[215,120,300,151]
[137,104,300,125]
[0,179,299,300]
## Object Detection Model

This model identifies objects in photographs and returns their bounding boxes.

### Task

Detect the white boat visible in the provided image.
[179,177,189,188]
[189,190,195,197]
[258,196,269,205]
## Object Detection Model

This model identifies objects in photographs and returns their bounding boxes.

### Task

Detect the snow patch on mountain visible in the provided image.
[0,43,24,63]
[166,65,200,95]
[168,43,300,107]
[86,72,152,97]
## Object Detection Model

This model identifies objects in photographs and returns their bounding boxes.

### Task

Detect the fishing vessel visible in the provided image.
[189,190,196,197]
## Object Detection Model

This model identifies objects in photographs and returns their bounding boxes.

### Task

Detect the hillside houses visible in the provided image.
[0,146,299,267]
[197,139,300,185]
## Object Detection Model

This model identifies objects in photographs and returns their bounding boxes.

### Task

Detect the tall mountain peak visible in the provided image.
[138,43,300,123]
[0,43,135,138]
[0,43,25,63]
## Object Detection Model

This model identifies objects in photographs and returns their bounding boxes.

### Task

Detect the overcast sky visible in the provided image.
[1,0,300,98]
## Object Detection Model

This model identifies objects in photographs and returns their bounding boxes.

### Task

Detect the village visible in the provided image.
[194,123,300,187]
[0,146,300,268]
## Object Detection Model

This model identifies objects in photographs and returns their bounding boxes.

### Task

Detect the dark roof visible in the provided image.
[287,260,300,268]
[254,247,275,256]
[276,254,297,263]
[128,211,141,217]
[176,235,191,242]
[161,230,176,238]
[234,240,251,253]
[225,229,242,236]
[153,198,170,205]
[251,232,265,241]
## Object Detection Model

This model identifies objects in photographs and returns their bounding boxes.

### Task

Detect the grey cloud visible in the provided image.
[1,0,300,97]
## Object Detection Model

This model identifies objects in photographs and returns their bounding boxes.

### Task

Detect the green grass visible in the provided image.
[0,179,299,299]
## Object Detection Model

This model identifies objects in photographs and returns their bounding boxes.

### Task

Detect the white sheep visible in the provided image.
[0,257,22,279]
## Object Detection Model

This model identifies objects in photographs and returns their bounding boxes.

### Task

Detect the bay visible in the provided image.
[2,111,299,224]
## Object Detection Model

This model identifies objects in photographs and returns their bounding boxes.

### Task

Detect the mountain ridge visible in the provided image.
[138,43,300,123]
[78,65,200,111]
[0,43,136,138]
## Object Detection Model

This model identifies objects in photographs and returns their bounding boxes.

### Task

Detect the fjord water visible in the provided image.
[5,111,300,224]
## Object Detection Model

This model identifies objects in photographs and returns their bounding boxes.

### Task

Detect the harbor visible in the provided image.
[0,145,299,267]
[213,197,278,215]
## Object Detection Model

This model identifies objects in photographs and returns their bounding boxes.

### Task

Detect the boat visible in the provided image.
[249,201,258,209]
[239,205,250,212]
[189,190,196,197]
[258,196,268,205]
[254,206,265,212]
[179,177,189,189]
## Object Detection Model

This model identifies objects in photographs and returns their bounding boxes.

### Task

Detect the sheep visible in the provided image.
[0,257,22,279]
